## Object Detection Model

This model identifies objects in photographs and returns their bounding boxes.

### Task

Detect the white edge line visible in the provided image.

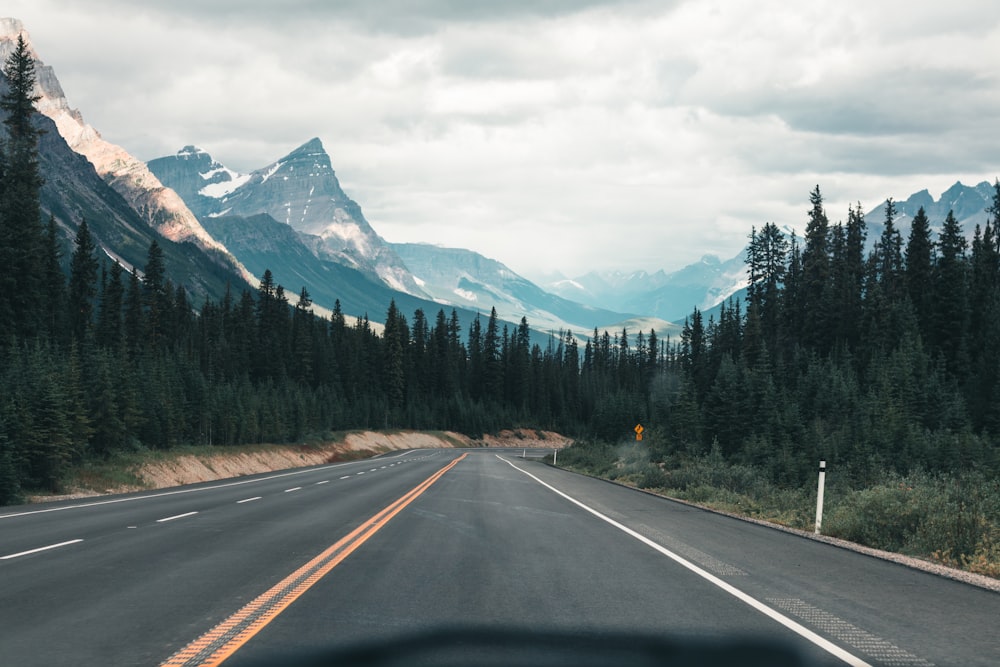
[497,455,871,667]
[156,511,199,523]
[1,538,84,560]
[237,497,262,504]
[0,458,372,519]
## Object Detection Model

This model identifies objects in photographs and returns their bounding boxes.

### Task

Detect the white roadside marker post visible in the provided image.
[553,448,558,466]
[815,460,826,535]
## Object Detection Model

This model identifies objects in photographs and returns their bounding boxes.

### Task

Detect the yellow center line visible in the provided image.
[160,453,467,667]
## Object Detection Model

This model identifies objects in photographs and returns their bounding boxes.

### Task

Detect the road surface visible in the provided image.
[1,449,997,666]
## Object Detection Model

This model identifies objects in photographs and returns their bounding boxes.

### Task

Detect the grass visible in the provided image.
[557,440,1000,579]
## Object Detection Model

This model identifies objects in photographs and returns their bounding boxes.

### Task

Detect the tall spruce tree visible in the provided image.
[801,186,831,353]
[67,220,99,342]
[0,34,45,339]
[905,206,935,343]
[932,210,969,378]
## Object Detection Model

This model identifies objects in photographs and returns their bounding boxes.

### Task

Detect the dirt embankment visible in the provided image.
[31,429,572,501]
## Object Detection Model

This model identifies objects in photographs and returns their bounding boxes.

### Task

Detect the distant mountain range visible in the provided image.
[5,16,997,340]
[148,141,682,337]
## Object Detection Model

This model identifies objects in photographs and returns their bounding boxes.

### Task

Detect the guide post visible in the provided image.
[815,460,826,535]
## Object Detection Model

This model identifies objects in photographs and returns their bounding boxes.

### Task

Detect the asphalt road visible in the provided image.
[1,450,997,666]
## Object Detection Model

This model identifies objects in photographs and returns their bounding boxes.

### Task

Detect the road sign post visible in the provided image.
[815,460,826,535]
[634,424,644,441]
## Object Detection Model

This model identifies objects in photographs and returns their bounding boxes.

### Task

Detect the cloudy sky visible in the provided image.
[6,1,1000,282]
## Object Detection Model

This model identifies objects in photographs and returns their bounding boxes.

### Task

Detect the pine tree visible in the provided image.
[931,210,969,377]
[142,240,171,348]
[382,300,406,411]
[801,186,831,353]
[0,34,45,339]
[905,206,935,343]
[291,286,314,385]
[67,220,99,342]
[41,215,65,339]
[483,307,503,402]
[123,268,144,355]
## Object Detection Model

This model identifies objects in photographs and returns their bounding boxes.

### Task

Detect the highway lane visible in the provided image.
[0,449,456,666]
[2,450,998,666]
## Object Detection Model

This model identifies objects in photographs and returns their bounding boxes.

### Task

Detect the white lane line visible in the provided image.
[339,476,351,480]
[1,539,84,560]
[316,481,329,485]
[0,458,380,519]
[157,511,199,523]
[369,469,378,472]
[356,472,365,475]
[284,487,302,493]
[380,466,387,469]
[237,497,262,504]
[499,456,872,667]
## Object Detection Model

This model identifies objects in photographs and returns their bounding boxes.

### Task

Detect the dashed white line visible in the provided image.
[157,511,198,523]
[339,476,351,480]
[237,497,262,504]
[356,472,365,475]
[1,539,84,560]
[316,480,329,485]
[284,487,302,493]
[0,458,367,519]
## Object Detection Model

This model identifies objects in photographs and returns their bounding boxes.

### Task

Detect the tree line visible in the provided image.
[0,35,657,501]
[645,185,1000,486]
[2,34,999,505]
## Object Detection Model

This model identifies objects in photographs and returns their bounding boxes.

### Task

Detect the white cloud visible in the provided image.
[5,0,1000,282]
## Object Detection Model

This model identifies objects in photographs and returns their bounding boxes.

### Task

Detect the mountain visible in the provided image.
[389,243,678,335]
[547,252,748,323]
[867,181,996,243]
[0,19,255,291]
[150,144,674,337]
[147,141,423,296]
[548,181,997,326]
[0,20,249,303]
[200,213,470,324]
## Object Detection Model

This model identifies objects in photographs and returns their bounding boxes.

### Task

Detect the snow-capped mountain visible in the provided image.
[547,252,748,323]
[150,143,680,336]
[0,19,254,287]
[390,243,677,335]
[148,140,424,296]
[867,181,996,243]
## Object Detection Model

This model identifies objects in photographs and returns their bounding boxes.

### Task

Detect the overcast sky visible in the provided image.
[6,1,1000,281]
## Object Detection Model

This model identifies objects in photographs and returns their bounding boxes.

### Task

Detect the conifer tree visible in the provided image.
[67,220,99,342]
[0,34,45,339]
[932,210,969,377]
[801,186,831,352]
[41,215,65,339]
[905,206,935,343]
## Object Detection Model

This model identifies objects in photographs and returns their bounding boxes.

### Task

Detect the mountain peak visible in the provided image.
[0,20,253,284]
[177,145,208,158]
[288,137,326,157]
[0,17,29,41]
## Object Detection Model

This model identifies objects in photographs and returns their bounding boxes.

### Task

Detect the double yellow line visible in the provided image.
[161,453,467,667]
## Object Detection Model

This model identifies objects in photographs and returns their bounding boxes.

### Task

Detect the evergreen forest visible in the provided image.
[1,28,999,574]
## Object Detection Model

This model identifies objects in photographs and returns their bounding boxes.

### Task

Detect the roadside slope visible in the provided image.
[28,429,573,501]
